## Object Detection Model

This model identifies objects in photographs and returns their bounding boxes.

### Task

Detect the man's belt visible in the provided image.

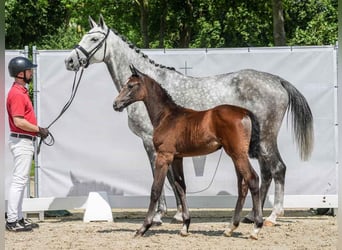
[10,133,36,141]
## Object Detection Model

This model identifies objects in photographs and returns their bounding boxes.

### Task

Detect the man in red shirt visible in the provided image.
[6,56,49,232]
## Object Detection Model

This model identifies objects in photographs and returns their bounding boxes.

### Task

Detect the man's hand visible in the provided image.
[38,127,49,139]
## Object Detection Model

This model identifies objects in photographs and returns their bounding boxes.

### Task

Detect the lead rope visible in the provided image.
[37,68,85,154]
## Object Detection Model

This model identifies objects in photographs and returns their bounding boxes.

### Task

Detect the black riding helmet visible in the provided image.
[8,56,37,82]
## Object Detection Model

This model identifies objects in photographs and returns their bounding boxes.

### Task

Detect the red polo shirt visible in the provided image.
[7,83,37,136]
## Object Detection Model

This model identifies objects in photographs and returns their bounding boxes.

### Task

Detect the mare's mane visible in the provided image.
[110,28,176,72]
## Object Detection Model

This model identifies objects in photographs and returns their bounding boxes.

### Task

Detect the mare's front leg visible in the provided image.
[172,157,190,236]
[135,152,172,237]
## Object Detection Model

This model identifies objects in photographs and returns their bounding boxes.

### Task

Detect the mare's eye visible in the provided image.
[91,37,99,42]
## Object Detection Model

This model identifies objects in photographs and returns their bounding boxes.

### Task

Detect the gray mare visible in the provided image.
[65,15,314,226]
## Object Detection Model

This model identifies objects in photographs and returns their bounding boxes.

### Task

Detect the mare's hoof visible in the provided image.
[241,217,254,224]
[263,220,276,227]
[152,213,163,226]
[179,230,190,237]
[173,212,183,222]
[152,220,163,226]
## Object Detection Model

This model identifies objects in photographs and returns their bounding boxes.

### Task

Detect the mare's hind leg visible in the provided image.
[135,153,172,237]
[243,143,286,226]
[262,146,286,226]
[171,157,190,236]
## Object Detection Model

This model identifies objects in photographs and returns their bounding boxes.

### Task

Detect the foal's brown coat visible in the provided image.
[113,65,263,239]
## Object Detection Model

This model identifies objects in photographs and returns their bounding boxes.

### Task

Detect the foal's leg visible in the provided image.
[242,152,272,224]
[223,172,248,237]
[170,158,185,223]
[247,162,264,239]
[171,157,191,236]
[135,153,171,237]
[142,139,181,224]
[224,158,263,239]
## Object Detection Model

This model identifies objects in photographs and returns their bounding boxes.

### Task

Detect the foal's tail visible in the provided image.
[280,79,314,161]
[248,111,261,159]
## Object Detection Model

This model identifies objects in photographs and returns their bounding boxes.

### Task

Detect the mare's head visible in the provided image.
[65,15,110,71]
[113,65,147,112]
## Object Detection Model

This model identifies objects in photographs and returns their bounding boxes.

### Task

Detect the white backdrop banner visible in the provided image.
[4,46,337,206]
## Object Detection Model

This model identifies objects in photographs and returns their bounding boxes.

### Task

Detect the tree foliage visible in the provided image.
[5,0,337,50]
[5,0,68,49]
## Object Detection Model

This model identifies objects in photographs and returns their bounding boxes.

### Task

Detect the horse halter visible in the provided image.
[74,28,110,68]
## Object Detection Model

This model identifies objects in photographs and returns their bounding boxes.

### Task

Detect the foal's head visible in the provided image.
[113,65,147,112]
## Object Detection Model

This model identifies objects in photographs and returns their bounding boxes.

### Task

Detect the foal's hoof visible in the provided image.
[249,233,258,240]
[263,220,276,227]
[223,230,233,237]
[134,231,144,238]
[223,224,237,237]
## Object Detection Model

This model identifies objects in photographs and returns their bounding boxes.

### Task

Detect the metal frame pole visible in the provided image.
[32,46,39,198]
[22,46,32,199]
[337,5,342,247]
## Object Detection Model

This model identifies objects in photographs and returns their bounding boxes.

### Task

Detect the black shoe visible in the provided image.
[6,221,32,232]
[18,218,39,229]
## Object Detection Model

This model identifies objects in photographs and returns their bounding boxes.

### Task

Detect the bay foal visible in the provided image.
[113,65,263,239]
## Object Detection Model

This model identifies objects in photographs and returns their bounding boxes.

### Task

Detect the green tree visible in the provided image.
[5,0,337,50]
[5,0,68,49]
[284,0,337,45]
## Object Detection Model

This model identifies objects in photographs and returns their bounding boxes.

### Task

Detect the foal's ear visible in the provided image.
[130,64,139,77]
[88,16,97,28]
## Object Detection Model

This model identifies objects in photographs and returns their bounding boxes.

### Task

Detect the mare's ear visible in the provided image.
[99,14,107,29]
[89,16,97,28]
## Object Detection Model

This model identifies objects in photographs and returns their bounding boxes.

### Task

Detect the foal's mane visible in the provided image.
[110,28,177,72]
[140,73,183,110]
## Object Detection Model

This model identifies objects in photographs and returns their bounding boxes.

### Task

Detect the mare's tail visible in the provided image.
[280,79,314,161]
[248,111,261,159]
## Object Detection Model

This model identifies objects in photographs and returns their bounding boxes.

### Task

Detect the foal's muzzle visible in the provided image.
[113,101,125,112]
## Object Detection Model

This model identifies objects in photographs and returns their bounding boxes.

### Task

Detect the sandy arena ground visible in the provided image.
[5,208,337,250]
